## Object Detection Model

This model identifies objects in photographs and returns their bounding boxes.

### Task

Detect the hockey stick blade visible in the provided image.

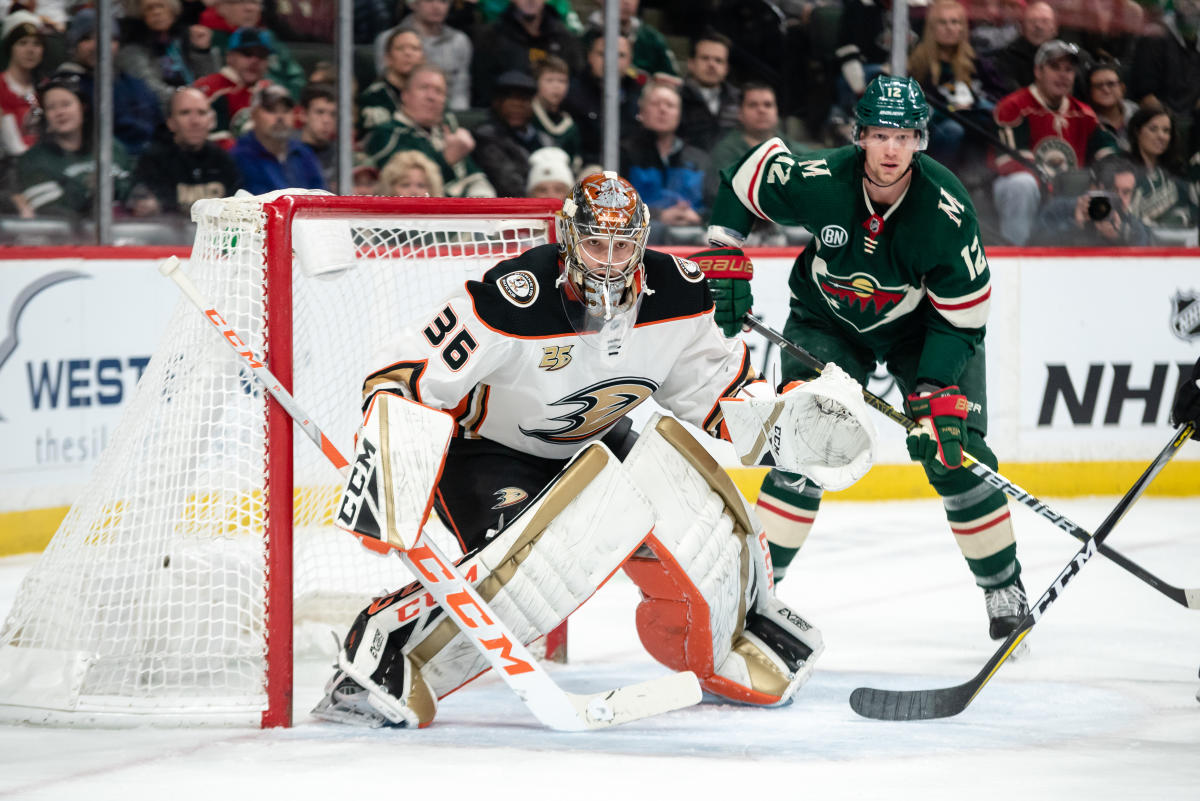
[564,672,703,729]
[163,257,702,731]
[744,314,1200,610]
[849,423,1193,720]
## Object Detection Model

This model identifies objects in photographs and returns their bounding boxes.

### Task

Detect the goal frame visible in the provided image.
[256,194,564,727]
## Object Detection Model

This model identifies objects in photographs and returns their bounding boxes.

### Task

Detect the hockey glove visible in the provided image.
[905,385,970,470]
[1170,358,1200,440]
[690,247,754,337]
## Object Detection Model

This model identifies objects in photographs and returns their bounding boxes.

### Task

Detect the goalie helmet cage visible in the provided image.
[0,192,564,728]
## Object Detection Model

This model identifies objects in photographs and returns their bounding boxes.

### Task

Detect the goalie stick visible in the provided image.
[744,314,1200,611]
[849,422,1194,720]
[159,255,702,731]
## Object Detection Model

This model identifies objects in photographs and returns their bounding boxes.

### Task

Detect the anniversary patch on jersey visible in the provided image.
[520,377,658,444]
[496,270,539,307]
[674,255,705,283]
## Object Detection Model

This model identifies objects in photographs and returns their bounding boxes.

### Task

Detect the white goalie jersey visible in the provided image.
[363,244,759,459]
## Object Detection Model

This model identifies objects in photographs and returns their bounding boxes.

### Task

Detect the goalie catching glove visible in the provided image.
[690,247,753,337]
[905,384,970,469]
[719,363,878,491]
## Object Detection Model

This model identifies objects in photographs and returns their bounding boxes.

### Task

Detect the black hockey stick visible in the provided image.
[848,422,1194,720]
[744,314,1200,610]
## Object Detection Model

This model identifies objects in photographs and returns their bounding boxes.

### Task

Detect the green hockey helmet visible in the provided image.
[853,75,930,150]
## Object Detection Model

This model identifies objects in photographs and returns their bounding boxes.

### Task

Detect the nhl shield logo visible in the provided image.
[1170,290,1200,341]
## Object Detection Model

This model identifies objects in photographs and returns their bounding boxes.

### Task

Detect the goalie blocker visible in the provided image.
[318,399,823,727]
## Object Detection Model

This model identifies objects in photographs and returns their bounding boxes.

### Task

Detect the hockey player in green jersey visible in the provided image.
[696,74,1029,640]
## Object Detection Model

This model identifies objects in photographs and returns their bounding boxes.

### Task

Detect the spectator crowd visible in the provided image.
[0,0,1197,246]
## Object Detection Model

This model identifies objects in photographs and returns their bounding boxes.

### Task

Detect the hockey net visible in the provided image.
[0,192,563,727]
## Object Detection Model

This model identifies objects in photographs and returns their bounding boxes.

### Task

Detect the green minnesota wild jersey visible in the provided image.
[709,138,991,386]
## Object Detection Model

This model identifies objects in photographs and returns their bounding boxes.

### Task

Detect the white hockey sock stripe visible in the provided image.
[949,506,1015,560]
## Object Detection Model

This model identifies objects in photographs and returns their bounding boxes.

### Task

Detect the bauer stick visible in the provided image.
[744,314,1200,611]
[160,255,702,731]
[849,421,1194,719]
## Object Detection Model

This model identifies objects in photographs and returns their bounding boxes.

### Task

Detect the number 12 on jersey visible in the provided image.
[959,235,987,281]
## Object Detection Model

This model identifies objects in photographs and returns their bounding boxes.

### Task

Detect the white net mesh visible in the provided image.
[0,193,554,725]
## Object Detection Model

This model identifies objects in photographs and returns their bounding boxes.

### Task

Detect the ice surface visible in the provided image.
[1,496,1197,800]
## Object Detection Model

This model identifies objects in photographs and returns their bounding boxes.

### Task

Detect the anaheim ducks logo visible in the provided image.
[811,254,923,333]
[521,377,658,443]
[674,256,704,282]
[491,487,529,509]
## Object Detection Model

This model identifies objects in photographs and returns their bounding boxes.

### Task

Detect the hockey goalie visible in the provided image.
[313,173,875,728]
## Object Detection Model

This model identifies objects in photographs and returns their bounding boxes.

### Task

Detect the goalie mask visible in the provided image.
[556,172,651,350]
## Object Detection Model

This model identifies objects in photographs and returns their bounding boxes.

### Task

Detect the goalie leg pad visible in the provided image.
[321,442,656,724]
[622,415,823,706]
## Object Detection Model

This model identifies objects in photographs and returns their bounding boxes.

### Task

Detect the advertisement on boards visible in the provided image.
[0,258,178,509]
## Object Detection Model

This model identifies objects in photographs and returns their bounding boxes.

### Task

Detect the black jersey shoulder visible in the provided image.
[635,249,714,324]
[466,244,577,337]
[467,244,714,335]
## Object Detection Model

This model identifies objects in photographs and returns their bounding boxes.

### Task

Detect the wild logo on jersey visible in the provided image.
[812,257,921,333]
[521,377,658,444]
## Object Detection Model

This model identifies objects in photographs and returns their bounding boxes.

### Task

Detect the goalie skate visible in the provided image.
[310,671,405,729]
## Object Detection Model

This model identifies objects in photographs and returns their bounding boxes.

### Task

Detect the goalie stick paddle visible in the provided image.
[160,255,702,731]
[849,422,1194,720]
[744,314,1200,611]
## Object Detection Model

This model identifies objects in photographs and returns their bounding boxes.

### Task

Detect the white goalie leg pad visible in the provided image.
[622,415,823,706]
[405,442,656,698]
[720,362,878,491]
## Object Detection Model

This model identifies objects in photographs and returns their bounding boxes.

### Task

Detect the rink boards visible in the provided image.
[0,246,1196,554]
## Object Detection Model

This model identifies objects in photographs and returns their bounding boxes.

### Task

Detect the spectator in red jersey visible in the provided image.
[193,26,274,146]
[0,11,46,160]
[989,39,1118,244]
[198,0,306,98]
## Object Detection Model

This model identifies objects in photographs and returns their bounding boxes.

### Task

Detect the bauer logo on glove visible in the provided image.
[905,385,970,469]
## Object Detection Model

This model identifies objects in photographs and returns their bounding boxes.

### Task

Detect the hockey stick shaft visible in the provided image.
[159,256,349,471]
[744,313,1200,610]
[849,422,1194,720]
[161,256,700,730]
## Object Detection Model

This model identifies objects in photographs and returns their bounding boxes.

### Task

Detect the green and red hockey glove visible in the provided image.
[905,385,970,469]
[690,247,754,338]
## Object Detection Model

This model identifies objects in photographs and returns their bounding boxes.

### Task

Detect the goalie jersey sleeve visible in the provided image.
[710,137,991,387]
[361,244,758,460]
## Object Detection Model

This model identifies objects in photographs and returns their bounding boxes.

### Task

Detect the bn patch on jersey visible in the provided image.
[497,270,540,306]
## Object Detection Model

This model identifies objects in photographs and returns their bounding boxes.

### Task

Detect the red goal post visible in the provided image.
[0,192,564,727]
